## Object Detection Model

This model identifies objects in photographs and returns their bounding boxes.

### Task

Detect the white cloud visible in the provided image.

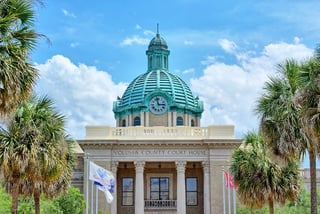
[35,55,127,139]
[120,35,149,46]
[184,40,194,45]
[201,56,217,65]
[218,39,237,54]
[62,9,76,18]
[294,36,301,44]
[182,68,195,74]
[70,42,79,48]
[191,40,313,138]
[143,30,155,36]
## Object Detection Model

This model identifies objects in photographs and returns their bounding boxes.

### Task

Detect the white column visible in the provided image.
[110,161,118,214]
[135,161,145,214]
[128,114,132,126]
[146,112,149,127]
[176,161,186,214]
[197,117,200,126]
[173,112,177,126]
[140,112,144,126]
[202,161,211,214]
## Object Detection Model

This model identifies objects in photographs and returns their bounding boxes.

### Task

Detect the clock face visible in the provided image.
[149,96,168,114]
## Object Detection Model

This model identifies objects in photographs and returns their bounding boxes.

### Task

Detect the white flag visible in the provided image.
[89,161,115,203]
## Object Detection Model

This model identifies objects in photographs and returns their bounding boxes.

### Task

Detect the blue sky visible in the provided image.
[31,1,320,167]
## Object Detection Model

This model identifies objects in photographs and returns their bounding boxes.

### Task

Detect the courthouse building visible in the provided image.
[75,30,242,214]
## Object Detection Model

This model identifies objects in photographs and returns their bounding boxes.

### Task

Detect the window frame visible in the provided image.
[146,173,173,200]
[122,177,134,206]
[150,177,170,200]
[186,177,198,206]
[121,119,126,127]
[176,116,184,126]
[133,116,141,126]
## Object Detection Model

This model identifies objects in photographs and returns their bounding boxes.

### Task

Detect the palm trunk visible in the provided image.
[268,199,274,214]
[309,149,317,214]
[11,175,19,214]
[34,188,41,214]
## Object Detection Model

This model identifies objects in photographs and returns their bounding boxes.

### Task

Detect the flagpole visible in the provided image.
[228,170,231,214]
[233,187,236,214]
[222,169,226,214]
[85,154,89,214]
[91,180,94,214]
[96,186,98,214]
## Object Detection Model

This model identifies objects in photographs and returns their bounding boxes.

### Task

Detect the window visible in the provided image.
[134,116,141,126]
[122,119,126,127]
[176,116,183,126]
[186,178,198,206]
[150,177,169,200]
[191,119,195,127]
[122,178,134,206]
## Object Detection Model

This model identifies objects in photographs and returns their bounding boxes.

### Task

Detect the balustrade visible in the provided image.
[144,200,177,209]
[85,125,235,140]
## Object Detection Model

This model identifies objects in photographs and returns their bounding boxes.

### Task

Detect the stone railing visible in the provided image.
[85,125,235,140]
[144,200,177,209]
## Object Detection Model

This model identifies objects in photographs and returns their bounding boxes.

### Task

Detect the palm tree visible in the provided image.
[256,57,319,214]
[294,50,320,214]
[0,95,75,214]
[256,59,304,161]
[230,131,300,214]
[0,0,42,117]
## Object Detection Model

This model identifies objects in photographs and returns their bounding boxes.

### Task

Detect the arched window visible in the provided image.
[134,116,141,126]
[176,116,183,126]
[191,119,195,127]
[122,119,126,127]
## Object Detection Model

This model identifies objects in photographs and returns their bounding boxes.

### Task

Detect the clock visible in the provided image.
[149,96,168,114]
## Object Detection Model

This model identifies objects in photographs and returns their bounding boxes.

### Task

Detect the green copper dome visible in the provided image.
[117,70,201,108]
[113,31,203,119]
[148,33,168,50]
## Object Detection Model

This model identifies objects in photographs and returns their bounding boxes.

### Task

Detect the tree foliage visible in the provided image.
[255,49,320,214]
[231,131,300,214]
[0,186,85,214]
[238,188,320,214]
[0,0,43,116]
[0,95,75,214]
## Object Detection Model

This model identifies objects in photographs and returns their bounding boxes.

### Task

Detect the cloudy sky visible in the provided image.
[31,1,320,166]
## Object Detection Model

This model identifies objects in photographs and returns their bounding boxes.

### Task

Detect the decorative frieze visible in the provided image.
[112,149,208,157]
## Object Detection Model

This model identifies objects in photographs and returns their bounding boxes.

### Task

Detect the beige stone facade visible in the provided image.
[76,125,241,214]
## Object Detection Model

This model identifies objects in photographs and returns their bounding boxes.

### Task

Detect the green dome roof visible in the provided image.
[117,69,200,109]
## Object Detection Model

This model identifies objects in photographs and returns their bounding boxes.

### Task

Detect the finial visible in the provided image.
[157,23,159,35]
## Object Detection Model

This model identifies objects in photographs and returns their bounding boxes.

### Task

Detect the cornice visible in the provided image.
[77,138,242,149]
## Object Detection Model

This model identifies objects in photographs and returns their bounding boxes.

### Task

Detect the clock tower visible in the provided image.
[113,29,203,127]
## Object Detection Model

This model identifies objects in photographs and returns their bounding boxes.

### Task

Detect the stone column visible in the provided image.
[128,114,132,126]
[110,161,118,214]
[146,112,149,127]
[176,161,186,214]
[140,112,144,126]
[173,112,177,126]
[202,161,211,214]
[135,161,145,214]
